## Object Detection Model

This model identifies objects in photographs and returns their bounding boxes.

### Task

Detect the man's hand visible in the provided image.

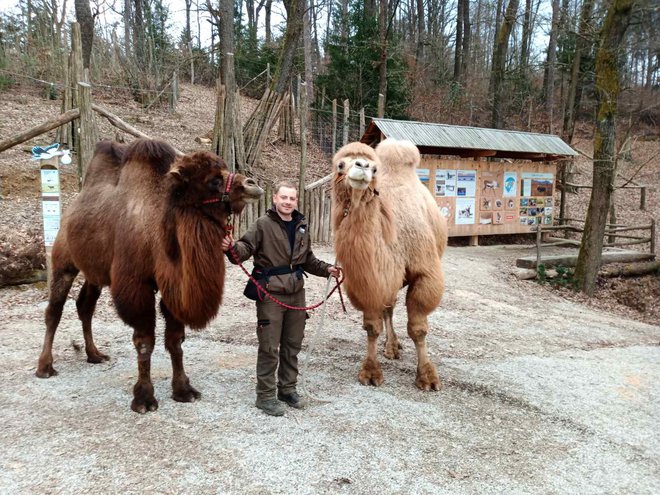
[328,265,342,279]
[221,233,235,252]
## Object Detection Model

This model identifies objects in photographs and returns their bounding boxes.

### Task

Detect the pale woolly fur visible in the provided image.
[332,139,447,313]
[331,138,447,388]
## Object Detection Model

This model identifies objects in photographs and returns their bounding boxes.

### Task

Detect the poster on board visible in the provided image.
[435,169,457,197]
[455,197,475,224]
[456,170,476,197]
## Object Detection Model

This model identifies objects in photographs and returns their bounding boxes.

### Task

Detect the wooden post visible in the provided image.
[559,161,567,224]
[212,80,225,156]
[266,62,271,85]
[169,71,178,114]
[234,90,246,172]
[298,82,308,212]
[58,54,72,146]
[651,218,656,255]
[536,223,543,276]
[359,107,365,138]
[640,187,646,211]
[469,235,479,246]
[331,99,337,153]
[39,156,61,292]
[77,79,98,186]
[222,53,236,171]
[342,99,349,146]
[377,93,385,118]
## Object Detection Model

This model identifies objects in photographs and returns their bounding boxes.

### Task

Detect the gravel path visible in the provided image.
[1,244,658,494]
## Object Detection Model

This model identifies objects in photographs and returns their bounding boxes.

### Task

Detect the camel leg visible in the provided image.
[406,276,443,391]
[358,311,384,386]
[36,265,79,378]
[383,305,401,360]
[160,300,201,403]
[76,281,109,364]
[113,282,158,413]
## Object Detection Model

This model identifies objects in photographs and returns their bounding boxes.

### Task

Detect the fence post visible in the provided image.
[77,77,98,185]
[359,107,365,138]
[298,82,308,212]
[212,81,225,156]
[640,187,646,211]
[536,223,543,276]
[331,99,337,153]
[651,218,656,255]
[343,99,349,146]
[169,71,178,114]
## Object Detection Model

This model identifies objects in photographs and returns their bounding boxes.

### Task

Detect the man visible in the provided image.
[221,181,339,416]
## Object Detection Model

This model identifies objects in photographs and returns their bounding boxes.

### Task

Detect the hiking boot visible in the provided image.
[255,397,285,416]
[277,391,308,409]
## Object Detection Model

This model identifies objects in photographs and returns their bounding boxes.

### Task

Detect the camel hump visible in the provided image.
[375,138,420,172]
[80,140,128,188]
[122,139,178,175]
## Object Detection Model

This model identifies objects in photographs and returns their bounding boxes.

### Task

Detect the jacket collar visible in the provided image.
[267,208,305,225]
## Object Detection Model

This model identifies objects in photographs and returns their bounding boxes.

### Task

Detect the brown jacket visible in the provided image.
[228,209,331,294]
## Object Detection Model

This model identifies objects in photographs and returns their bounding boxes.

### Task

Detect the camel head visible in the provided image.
[168,151,264,215]
[332,142,380,192]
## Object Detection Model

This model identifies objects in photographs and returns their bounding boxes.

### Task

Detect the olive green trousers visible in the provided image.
[255,290,307,399]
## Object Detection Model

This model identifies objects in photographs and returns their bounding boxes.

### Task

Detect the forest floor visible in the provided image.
[0,82,658,493]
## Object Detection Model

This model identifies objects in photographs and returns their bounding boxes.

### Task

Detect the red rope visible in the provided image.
[227,244,346,312]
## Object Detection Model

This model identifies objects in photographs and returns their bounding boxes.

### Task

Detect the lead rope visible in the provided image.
[299,260,338,404]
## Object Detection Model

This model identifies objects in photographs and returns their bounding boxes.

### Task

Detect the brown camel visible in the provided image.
[331,139,447,390]
[36,139,264,413]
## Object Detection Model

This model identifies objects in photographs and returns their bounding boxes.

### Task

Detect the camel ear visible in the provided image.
[169,166,188,184]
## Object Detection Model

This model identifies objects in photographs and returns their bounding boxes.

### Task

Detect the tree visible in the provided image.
[75,0,95,70]
[574,0,635,296]
[542,0,560,133]
[561,0,595,145]
[489,0,519,128]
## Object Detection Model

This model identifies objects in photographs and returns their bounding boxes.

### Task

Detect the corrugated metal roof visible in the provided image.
[371,118,577,156]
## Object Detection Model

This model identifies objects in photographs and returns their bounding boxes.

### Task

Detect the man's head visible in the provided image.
[272,181,298,221]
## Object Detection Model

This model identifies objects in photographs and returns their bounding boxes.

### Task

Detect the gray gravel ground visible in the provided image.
[0,245,658,494]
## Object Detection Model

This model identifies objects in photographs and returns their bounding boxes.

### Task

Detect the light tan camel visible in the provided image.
[331,139,447,390]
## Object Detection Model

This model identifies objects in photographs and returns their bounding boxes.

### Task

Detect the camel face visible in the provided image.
[168,151,264,213]
[333,142,380,192]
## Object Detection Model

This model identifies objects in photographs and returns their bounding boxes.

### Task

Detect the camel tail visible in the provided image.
[375,138,420,173]
[122,139,178,176]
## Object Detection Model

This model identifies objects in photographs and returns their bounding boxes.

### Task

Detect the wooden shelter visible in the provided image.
[361,118,577,242]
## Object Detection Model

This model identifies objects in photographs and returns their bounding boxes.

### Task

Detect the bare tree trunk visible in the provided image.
[543,0,560,133]
[123,0,132,57]
[490,0,519,129]
[562,0,595,145]
[454,0,464,81]
[302,0,314,105]
[520,0,532,75]
[461,0,471,80]
[265,0,272,44]
[75,0,94,69]
[415,0,425,65]
[378,0,388,112]
[574,0,634,296]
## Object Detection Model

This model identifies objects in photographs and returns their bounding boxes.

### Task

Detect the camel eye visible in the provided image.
[337,161,345,170]
[373,168,377,174]
[209,177,222,190]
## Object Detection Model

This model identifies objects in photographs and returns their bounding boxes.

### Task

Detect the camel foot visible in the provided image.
[35,363,58,378]
[415,362,441,391]
[132,382,158,413]
[131,395,159,414]
[358,358,384,386]
[383,343,401,360]
[86,350,110,364]
[172,381,201,403]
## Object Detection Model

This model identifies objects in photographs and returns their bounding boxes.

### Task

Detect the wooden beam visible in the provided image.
[0,109,80,153]
[91,104,184,156]
[516,251,656,269]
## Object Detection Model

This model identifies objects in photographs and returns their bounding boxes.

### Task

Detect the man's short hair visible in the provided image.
[273,180,298,195]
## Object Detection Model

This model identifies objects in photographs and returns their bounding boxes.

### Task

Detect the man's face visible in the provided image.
[273,186,298,219]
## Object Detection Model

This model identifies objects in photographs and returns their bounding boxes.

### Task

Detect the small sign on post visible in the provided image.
[33,143,70,289]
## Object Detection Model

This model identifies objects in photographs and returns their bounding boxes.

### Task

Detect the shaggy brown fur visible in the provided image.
[331,139,447,390]
[36,139,264,413]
